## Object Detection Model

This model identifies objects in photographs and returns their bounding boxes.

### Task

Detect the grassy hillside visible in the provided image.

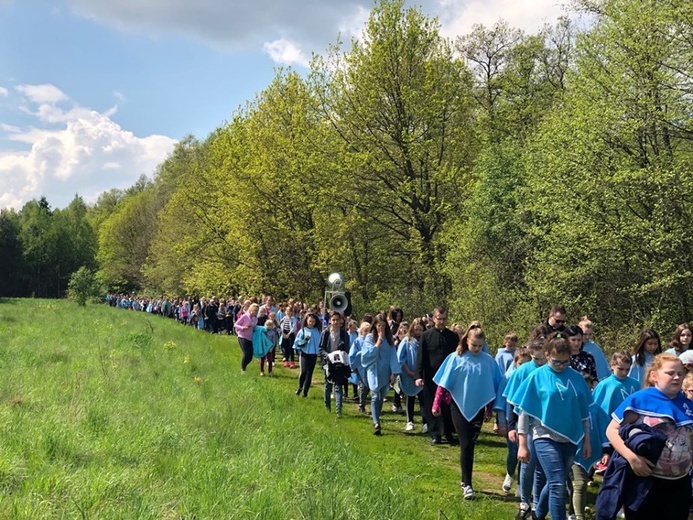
[0,299,526,519]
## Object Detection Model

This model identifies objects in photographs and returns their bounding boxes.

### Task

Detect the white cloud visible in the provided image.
[435,0,570,39]
[16,83,68,104]
[0,86,8,97]
[263,39,309,67]
[0,84,176,210]
[66,0,573,69]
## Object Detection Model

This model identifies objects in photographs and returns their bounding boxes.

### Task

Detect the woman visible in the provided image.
[234,302,259,373]
[397,318,425,432]
[362,314,401,435]
[432,326,502,499]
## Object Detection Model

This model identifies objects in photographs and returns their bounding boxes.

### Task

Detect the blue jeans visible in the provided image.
[370,386,389,425]
[533,438,575,520]
[324,379,343,414]
[520,432,545,508]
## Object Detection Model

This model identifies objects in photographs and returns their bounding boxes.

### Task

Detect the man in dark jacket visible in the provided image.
[415,307,459,445]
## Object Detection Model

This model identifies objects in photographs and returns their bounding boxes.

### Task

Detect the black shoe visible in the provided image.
[358,407,367,415]
[430,436,442,445]
[374,423,382,436]
[446,436,459,446]
[295,388,301,396]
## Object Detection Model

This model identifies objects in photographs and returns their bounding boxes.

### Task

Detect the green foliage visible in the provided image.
[0,299,524,519]
[67,266,101,306]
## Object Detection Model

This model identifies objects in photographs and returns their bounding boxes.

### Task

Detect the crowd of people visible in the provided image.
[106,294,693,520]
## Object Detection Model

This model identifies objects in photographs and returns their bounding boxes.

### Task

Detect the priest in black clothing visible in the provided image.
[415,307,459,445]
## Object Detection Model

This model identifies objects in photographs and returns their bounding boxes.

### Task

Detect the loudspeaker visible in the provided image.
[329,293,348,312]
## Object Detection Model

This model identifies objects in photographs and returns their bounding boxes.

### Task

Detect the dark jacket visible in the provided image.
[319,328,351,383]
[595,422,667,520]
[415,326,458,382]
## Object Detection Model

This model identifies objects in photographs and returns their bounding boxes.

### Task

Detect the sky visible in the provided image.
[0,0,570,210]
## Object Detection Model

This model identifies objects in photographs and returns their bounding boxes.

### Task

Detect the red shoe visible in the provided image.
[594,461,607,474]
[283,361,289,367]
[290,362,296,369]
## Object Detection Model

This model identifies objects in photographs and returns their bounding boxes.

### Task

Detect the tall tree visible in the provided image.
[311,0,476,308]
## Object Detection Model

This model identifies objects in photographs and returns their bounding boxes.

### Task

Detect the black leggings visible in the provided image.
[405,392,425,423]
[238,337,254,371]
[298,353,317,396]
[450,402,484,486]
[281,333,295,361]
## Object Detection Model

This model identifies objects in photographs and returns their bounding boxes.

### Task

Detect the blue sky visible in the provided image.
[0,0,568,209]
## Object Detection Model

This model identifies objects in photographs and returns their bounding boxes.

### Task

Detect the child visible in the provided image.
[432,327,502,499]
[505,338,548,519]
[495,332,519,375]
[579,317,611,381]
[318,312,351,418]
[627,329,661,387]
[593,351,640,419]
[665,324,693,355]
[565,325,598,383]
[568,374,611,520]
[397,318,425,432]
[253,319,277,376]
[293,312,322,397]
[494,347,531,494]
[279,305,299,369]
[349,322,371,415]
[234,302,259,373]
[597,354,693,520]
[347,319,359,399]
[515,332,592,520]
[361,314,401,436]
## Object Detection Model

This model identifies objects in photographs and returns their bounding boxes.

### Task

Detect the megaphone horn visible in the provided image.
[329,294,348,312]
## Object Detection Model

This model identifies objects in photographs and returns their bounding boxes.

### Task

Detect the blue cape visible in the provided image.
[361,334,400,392]
[397,337,423,396]
[574,403,611,472]
[513,364,592,444]
[593,374,640,417]
[504,359,541,404]
[433,350,501,421]
[613,387,693,427]
[252,326,274,358]
[627,352,654,386]
[582,340,611,381]
[495,348,515,375]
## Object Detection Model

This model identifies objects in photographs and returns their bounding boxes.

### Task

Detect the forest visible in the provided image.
[1,0,692,345]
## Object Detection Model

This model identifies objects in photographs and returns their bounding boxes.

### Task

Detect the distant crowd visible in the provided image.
[106,294,693,520]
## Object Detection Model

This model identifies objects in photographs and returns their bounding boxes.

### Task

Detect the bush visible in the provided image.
[67,266,99,306]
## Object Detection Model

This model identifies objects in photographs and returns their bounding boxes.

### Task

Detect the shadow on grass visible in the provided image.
[0,298,18,305]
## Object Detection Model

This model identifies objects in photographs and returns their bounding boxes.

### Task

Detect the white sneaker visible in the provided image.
[461,483,474,500]
[422,424,429,434]
[502,473,513,493]
[567,515,576,520]
[405,421,414,431]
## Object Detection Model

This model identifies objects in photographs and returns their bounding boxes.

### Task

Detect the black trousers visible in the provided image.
[298,353,317,396]
[424,381,453,438]
[238,337,253,371]
[450,402,484,486]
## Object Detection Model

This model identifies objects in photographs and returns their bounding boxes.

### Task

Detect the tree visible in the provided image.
[310,0,476,309]
[68,266,100,306]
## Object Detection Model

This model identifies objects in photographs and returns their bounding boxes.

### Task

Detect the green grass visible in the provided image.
[0,298,595,519]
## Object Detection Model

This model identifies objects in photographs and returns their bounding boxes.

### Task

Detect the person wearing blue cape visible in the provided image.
[598,353,693,520]
[515,332,592,520]
[349,321,371,415]
[505,338,548,519]
[361,314,401,436]
[432,327,501,500]
[579,317,611,381]
[568,384,611,520]
[494,347,531,495]
[593,351,640,418]
[627,329,661,387]
[293,312,322,398]
[397,318,425,432]
[252,319,277,376]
